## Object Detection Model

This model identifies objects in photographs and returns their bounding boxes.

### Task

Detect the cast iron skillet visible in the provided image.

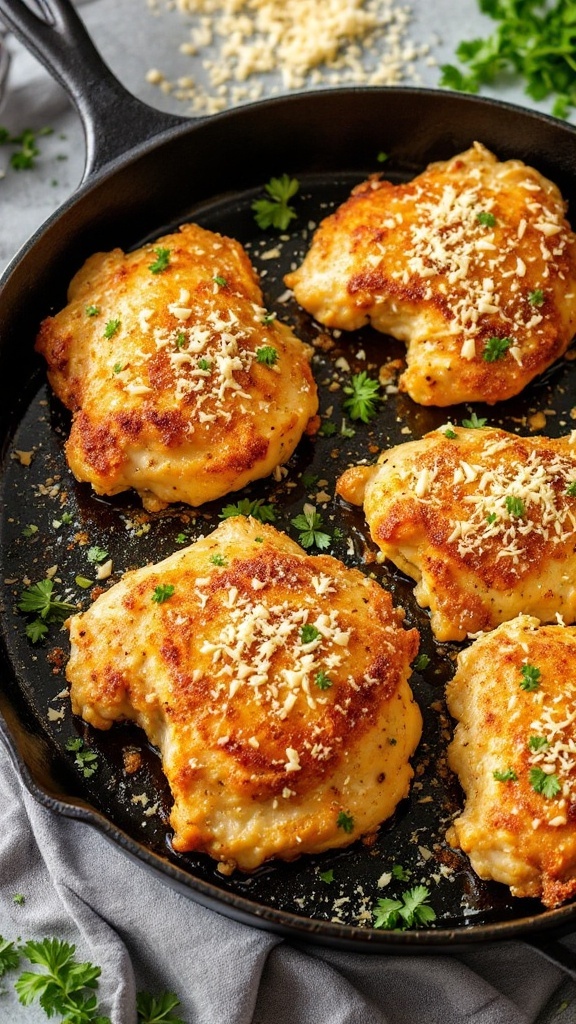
[2,0,576,971]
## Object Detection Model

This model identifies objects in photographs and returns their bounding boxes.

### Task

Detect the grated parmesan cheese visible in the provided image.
[145,0,433,115]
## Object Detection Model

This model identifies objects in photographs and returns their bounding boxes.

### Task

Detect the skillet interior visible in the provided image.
[2,88,576,951]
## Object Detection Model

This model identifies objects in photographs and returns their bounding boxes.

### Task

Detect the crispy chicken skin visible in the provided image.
[336,425,576,642]
[446,615,576,908]
[35,222,318,511]
[65,517,422,872]
[285,142,576,406]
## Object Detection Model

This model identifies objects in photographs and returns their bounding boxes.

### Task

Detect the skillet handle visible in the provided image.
[0,0,189,179]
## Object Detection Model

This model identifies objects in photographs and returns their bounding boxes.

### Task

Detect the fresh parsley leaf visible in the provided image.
[301,624,321,644]
[336,810,354,834]
[148,247,171,274]
[318,419,337,437]
[65,738,100,778]
[0,937,20,978]
[25,619,49,643]
[342,371,382,423]
[528,288,545,307]
[529,766,561,798]
[18,579,76,643]
[15,938,106,1021]
[439,0,576,120]
[461,412,487,428]
[261,311,277,324]
[213,275,228,288]
[12,893,26,906]
[103,318,121,339]
[151,584,175,604]
[391,864,410,881]
[528,735,549,752]
[85,305,100,317]
[443,428,457,439]
[319,869,334,883]
[315,670,333,690]
[483,336,512,362]
[87,545,109,564]
[486,512,498,524]
[175,532,188,544]
[22,524,39,538]
[291,506,331,550]
[256,345,279,366]
[75,576,93,590]
[476,210,497,227]
[136,990,186,1024]
[505,495,525,517]
[209,553,227,566]
[520,663,541,691]
[493,767,517,782]
[175,332,187,349]
[566,481,576,497]
[112,362,125,374]
[197,357,212,371]
[219,498,276,523]
[252,174,299,231]
[373,886,436,930]
[413,654,430,671]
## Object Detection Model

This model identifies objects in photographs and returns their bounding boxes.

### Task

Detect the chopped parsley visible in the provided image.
[566,481,576,497]
[529,766,561,798]
[176,332,187,349]
[373,885,436,930]
[476,210,497,227]
[197,357,212,371]
[256,345,279,366]
[213,275,228,288]
[319,869,334,883]
[219,497,276,523]
[528,735,549,752]
[87,545,109,563]
[22,524,39,538]
[291,506,331,550]
[377,151,389,163]
[175,532,188,544]
[391,864,411,882]
[12,893,25,906]
[483,336,512,362]
[520,663,541,691]
[444,427,457,439]
[261,311,277,324]
[413,654,430,671]
[148,246,171,273]
[85,304,100,317]
[75,576,93,589]
[318,419,337,437]
[528,288,545,307]
[0,124,53,170]
[315,670,333,690]
[103,318,121,339]
[252,174,300,231]
[301,624,321,644]
[486,512,498,524]
[65,737,99,778]
[151,584,175,604]
[112,362,126,374]
[461,412,487,428]
[336,810,354,834]
[505,495,525,517]
[18,579,76,644]
[493,767,517,782]
[209,553,227,566]
[342,371,382,423]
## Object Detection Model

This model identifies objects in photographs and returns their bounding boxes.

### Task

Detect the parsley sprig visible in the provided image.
[342,371,382,423]
[219,497,276,523]
[439,0,576,119]
[373,885,436,930]
[0,935,185,1023]
[291,505,331,549]
[18,579,76,643]
[252,174,300,230]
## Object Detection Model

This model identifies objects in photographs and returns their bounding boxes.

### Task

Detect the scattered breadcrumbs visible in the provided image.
[145,0,435,115]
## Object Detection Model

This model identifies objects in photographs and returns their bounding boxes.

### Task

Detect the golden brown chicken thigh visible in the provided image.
[65,516,422,872]
[446,615,576,908]
[285,143,576,406]
[36,222,318,511]
[337,425,576,641]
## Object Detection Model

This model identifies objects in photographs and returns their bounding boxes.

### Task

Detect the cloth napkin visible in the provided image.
[1,2,576,1021]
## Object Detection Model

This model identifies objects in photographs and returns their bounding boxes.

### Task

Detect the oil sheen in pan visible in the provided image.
[2,175,576,931]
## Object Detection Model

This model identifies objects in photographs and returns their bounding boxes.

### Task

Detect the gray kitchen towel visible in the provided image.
[1,739,574,1024]
[1,1,576,1021]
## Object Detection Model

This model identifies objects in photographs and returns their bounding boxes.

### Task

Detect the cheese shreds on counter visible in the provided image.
[145,0,433,114]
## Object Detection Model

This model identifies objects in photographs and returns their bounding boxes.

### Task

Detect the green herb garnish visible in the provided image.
[213,275,227,288]
[476,211,497,227]
[65,737,99,778]
[315,670,333,690]
[301,624,321,644]
[256,345,279,366]
[342,371,382,423]
[505,495,525,517]
[520,663,541,691]
[103,318,121,339]
[18,579,76,644]
[87,545,109,564]
[483,336,512,362]
[373,885,436,930]
[336,810,354,834]
[85,304,100,317]
[291,506,331,550]
[252,174,299,230]
[493,767,518,782]
[528,288,545,306]
[209,553,227,567]
[149,247,171,274]
[528,735,549,752]
[413,654,430,671]
[529,766,561,798]
[461,412,488,428]
[151,584,175,604]
[219,498,276,523]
